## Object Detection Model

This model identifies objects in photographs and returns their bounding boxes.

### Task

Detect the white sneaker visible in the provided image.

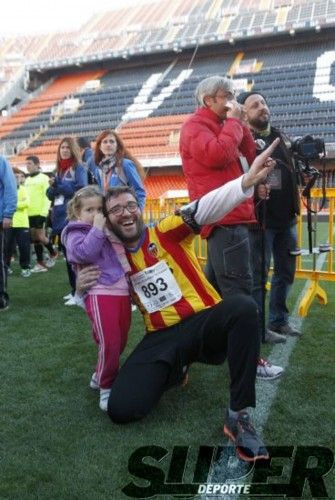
[63,293,73,301]
[90,372,99,390]
[31,263,48,273]
[99,389,111,411]
[45,257,56,268]
[21,269,31,278]
[256,358,284,380]
[64,296,77,306]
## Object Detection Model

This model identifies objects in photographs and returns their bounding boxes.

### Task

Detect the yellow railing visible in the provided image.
[143,197,189,225]
[295,187,334,316]
[143,188,335,317]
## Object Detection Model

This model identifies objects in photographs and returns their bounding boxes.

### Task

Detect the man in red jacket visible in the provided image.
[180,76,284,380]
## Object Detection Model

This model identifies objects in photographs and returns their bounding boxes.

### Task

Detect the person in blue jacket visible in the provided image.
[47,137,88,302]
[92,129,146,210]
[0,155,17,311]
[77,137,97,185]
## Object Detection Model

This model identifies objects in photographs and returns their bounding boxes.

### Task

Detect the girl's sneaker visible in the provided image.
[31,263,48,273]
[90,372,99,390]
[21,269,31,278]
[64,296,77,306]
[99,389,111,411]
[45,256,56,268]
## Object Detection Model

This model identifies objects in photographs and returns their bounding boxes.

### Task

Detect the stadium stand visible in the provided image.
[0,0,334,198]
[0,71,105,141]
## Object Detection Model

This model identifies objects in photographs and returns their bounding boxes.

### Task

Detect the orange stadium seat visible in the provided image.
[0,71,105,140]
[118,115,190,157]
[144,175,188,200]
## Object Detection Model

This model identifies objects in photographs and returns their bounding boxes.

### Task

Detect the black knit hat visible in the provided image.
[236,91,267,105]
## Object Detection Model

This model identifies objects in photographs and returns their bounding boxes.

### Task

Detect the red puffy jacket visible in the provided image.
[180,107,257,238]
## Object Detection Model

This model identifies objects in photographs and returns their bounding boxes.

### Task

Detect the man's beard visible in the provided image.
[250,116,269,131]
[110,218,144,245]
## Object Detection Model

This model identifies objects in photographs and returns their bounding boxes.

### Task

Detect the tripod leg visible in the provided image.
[261,225,266,344]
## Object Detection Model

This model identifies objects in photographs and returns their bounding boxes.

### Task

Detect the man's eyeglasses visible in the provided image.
[106,201,139,216]
[214,91,235,100]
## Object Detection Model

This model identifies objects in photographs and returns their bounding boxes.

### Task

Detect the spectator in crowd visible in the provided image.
[5,169,31,277]
[76,140,279,462]
[0,155,17,311]
[25,155,58,273]
[237,91,301,338]
[47,137,88,305]
[61,186,131,411]
[92,129,146,209]
[77,137,97,185]
[179,75,283,380]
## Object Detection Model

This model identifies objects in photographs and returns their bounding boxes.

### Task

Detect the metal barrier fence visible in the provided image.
[295,187,334,316]
[143,188,335,317]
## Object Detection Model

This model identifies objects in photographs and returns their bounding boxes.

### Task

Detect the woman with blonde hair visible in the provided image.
[91,129,146,210]
[47,137,88,302]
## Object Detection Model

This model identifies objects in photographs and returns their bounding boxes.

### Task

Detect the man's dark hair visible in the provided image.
[25,155,40,165]
[77,137,91,149]
[105,186,137,203]
[236,91,267,105]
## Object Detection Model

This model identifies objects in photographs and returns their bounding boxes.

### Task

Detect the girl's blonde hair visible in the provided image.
[67,186,103,221]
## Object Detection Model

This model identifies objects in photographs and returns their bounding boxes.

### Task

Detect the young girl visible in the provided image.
[61,186,131,411]
[91,129,146,210]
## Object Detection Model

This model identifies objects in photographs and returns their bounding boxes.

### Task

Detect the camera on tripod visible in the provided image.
[291,135,328,255]
[291,135,325,180]
[291,135,325,161]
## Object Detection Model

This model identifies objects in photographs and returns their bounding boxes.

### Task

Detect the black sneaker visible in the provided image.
[264,329,287,344]
[269,323,302,337]
[223,410,269,462]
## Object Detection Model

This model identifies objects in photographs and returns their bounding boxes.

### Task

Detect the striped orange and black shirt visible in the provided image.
[126,214,221,332]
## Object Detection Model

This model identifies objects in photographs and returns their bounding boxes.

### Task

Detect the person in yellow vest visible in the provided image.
[5,169,31,277]
[25,156,57,273]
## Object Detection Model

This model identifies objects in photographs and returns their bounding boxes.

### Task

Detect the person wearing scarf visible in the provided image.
[90,129,146,210]
[47,137,88,301]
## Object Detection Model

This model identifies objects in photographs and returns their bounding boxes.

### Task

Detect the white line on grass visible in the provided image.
[200,249,329,499]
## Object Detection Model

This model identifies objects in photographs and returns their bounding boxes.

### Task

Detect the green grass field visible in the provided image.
[1,243,334,499]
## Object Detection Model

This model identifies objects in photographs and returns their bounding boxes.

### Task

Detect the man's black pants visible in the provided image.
[108,294,259,423]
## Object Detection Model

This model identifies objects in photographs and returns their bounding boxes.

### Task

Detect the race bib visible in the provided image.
[54,195,65,206]
[130,260,182,313]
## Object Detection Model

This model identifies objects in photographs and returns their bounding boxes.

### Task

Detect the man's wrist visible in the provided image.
[241,174,255,197]
[241,173,252,190]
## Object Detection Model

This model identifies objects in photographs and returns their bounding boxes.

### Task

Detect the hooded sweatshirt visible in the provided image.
[61,221,130,294]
